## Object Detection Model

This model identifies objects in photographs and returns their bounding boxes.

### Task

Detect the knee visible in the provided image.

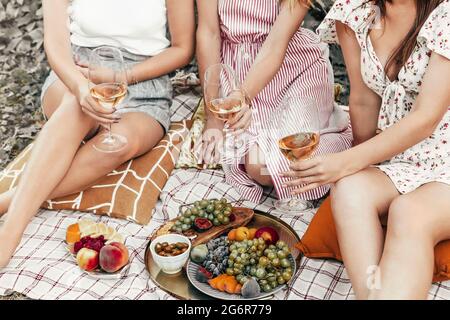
[387,196,429,240]
[92,136,140,169]
[330,175,366,221]
[245,163,273,187]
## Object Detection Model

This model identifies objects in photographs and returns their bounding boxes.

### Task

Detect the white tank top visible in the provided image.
[68,0,170,56]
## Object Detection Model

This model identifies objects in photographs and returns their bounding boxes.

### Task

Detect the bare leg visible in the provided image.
[330,168,399,299]
[0,92,98,268]
[369,182,450,300]
[245,144,273,187]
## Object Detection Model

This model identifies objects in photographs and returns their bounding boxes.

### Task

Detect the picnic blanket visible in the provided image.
[1,88,449,300]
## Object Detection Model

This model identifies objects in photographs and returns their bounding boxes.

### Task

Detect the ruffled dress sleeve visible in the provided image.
[417,0,450,60]
[316,0,375,45]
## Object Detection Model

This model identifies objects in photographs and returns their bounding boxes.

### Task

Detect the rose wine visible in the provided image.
[90,83,127,109]
[278,132,320,161]
[208,97,242,121]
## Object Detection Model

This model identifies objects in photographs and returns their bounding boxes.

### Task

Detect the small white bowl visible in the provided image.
[150,234,192,274]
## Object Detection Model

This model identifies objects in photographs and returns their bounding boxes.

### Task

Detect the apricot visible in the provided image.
[224,277,238,294]
[76,248,99,271]
[99,242,129,273]
[235,227,250,241]
[66,223,81,244]
[208,274,227,290]
[234,283,242,294]
[227,229,237,241]
[248,228,258,240]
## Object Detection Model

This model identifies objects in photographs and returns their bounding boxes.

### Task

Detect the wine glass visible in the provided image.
[88,46,128,153]
[203,64,246,162]
[268,96,321,213]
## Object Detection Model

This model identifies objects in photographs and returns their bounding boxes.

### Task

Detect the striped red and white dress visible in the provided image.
[219,0,353,204]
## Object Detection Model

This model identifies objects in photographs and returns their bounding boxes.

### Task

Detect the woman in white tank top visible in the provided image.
[0,0,195,268]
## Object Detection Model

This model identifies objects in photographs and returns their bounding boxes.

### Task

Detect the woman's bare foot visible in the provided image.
[0,226,23,269]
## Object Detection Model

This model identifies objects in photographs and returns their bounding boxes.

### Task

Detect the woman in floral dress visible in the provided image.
[285,0,450,299]
[196,0,353,204]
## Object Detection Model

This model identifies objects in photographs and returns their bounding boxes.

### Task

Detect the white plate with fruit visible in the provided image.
[66,219,130,279]
[186,226,296,300]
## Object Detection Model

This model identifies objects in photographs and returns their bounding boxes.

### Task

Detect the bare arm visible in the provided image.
[336,22,382,145]
[42,0,86,95]
[196,0,221,87]
[242,1,309,100]
[42,0,115,123]
[347,52,450,170]
[129,0,195,83]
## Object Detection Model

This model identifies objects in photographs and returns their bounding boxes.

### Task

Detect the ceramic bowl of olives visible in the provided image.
[150,234,191,274]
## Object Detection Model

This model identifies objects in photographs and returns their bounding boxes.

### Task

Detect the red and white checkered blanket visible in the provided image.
[1,88,449,300]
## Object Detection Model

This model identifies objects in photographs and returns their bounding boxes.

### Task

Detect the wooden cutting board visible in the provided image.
[151,207,255,246]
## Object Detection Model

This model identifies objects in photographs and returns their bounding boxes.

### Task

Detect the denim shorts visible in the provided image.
[40,45,173,132]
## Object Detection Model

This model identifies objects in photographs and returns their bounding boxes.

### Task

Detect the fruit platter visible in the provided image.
[145,199,301,300]
[66,219,130,279]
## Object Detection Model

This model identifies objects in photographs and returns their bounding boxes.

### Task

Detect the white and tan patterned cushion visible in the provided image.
[0,121,192,225]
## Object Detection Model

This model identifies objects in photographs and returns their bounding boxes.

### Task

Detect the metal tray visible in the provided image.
[144,210,301,300]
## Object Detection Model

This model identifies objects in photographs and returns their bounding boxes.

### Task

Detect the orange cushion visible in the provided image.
[295,196,450,282]
[0,121,192,225]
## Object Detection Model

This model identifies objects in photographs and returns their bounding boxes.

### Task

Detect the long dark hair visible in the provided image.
[372,0,443,77]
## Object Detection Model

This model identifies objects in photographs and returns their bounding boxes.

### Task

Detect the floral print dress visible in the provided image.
[317,0,450,194]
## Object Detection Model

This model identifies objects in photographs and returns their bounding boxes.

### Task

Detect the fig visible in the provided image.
[193,217,213,233]
[241,278,261,299]
[190,244,209,264]
[255,227,279,245]
[196,266,213,283]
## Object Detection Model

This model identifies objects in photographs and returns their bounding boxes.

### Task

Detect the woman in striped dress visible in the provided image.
[197,0,353,204]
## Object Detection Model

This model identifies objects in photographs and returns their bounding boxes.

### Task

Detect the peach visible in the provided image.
[248,228,258,240]
[99,242,129,273]
[255,227,279,245]
[235,227,250,241]
[76,248,99,271]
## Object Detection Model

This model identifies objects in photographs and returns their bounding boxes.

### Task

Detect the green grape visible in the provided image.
[228,261,234,268]
[200,200,208,208]
[238,248,246,254]
[249,258,256,265]
[239,277,248,285]
[194,201,201,207]
[256,250,263,257]
[198,209,205,216]
[213,218,220,226]
[226,268,234,276]
[222,217,230,224]
[230,244,237,251]
[223,210,231,217]
[207,214,214,221]
[269,281,278,289]
[174,220,182,226]
[259,256,269,267]
[282,271,292,281]
[267,251,276,260]
[250,267,257,276]
[220,198,228,204]
[262,284,272,292]
[277,250,287,259]
[217,214,224,223]
[269,245,276,250]
[183,217,191,224]
[234,263,243,269]
[184,209,192,217]
[233,268,242,275]
[272,258,280,267]
[206,205,215,213]
[258,238,265,245]
[181,224,190,231]
[256,268,267,279]
[191,207,199,215]
[281,258,291,268]
[190,216,196,223]
[284,267,293,274]
[236,274,244,282]
[276,240,287,249]
[257,244,266,251]
[213,209,221,216]
[215,203,223,211]
[176,227,183,233]
[259,279,268,286]
[277,276,286,285]
[199,212,207,218]
[235,256,242,264]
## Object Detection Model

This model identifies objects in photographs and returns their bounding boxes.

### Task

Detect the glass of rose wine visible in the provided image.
[271,96,321,213]
[204,64,246,160]
[89,46,128,153]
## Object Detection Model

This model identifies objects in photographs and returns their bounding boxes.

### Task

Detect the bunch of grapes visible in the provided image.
[226,238,293,293]
[171,198,233,233]
[202,236,229,277]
